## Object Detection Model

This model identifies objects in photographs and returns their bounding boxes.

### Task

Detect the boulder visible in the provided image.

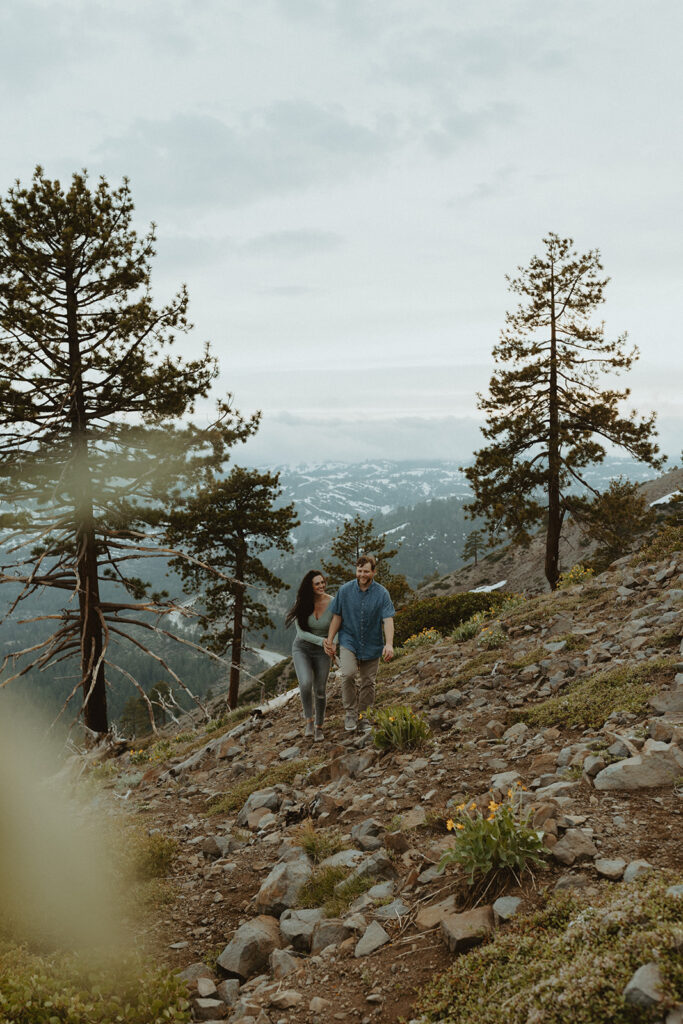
[279,908,324,952]
[551,829,598,866]
[415,895,457,930]
[216,979,240,1005]
[217,915,282,980]
[440,906,495,953]
[623,962,663,1007]
[593,740,683,791]
[193,997,227,1021]
[254,858,312,916]
[270,947,301,979]
[310,918,355,955]
[355,921,390,957]
[624,859,653,883]
[594,858,626,880]
[236,787,280,826]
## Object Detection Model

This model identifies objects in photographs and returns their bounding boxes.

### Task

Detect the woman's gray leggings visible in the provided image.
[292,639,330,726]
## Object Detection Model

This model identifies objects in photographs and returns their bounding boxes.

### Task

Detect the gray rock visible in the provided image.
[196,977,218,997]
[440,906,495,952]
[373,898,410,921]
[216,979,240,1005]
[367,880,395,899]
[593,740,683,790]
[279,745,301,760]
[270,948,301,979]
[202,835,234,859]
[279,908,324,952]
[554,873,591,890]
[269,989,303,1009]
[338,849,396,891]
[666,884,683,898]
[254,858,312,916]
[236,787,280,826]
[319,848,364,870]
[217,915,282,980]
[624,859,653,883]
[193,996,228,1021]
[177,961,213,984]
[623,962,663,1007]
[492,896,522,920]
[490,770,523,790]
[594,858,626,880]
[551,829,598,866]
[355,920,390,957]
[444,688,464,707]
[310,918,354,955]
[503,722,528,743]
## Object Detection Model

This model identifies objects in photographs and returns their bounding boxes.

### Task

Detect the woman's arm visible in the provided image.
[294,621,325,646]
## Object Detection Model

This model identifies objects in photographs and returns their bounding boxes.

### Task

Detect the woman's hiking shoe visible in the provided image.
[304,720,314,738]
[344,711,358,732]
[314,726,325,742]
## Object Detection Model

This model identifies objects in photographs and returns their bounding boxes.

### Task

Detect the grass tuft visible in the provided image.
[291,820,346,863]
[205,758,315,817]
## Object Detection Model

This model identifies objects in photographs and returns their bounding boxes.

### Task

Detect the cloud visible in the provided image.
[243,230,343,256]
[97,103,399,211]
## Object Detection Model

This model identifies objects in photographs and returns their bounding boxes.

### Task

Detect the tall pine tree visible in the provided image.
[0,169,255,732]
[465,233,663,589]
[167,467,298,708]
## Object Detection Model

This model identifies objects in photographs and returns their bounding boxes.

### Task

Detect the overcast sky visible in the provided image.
[2,0,681,465]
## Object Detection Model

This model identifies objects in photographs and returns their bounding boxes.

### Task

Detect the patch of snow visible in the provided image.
[650,490,681,507]
[256,648,288,667]
[470,580,507,593]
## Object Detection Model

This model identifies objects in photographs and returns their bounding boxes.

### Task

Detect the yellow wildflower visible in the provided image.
[446,819,455,831]
[456,803,466,812]
[456,823,465,830]
[469,801,477,810]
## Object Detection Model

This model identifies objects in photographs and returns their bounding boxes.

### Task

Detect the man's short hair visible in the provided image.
[356,554,376,570]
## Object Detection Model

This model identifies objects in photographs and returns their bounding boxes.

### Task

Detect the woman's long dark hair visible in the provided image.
[285,570,325,630]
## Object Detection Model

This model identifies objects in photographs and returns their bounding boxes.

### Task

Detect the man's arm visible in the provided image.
[382,617,394,661]
[323,614,342,657]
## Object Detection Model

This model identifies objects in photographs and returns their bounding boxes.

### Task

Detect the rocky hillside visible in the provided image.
[60,537,682,1023]
[418,467,683,599]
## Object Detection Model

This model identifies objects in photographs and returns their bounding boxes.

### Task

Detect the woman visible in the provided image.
[286,570,335,741]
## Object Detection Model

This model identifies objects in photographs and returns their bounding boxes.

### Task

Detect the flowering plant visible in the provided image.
[366,704,430,751]
[401,627,442,651]
[439,783,545,885]
[557,563,594,588]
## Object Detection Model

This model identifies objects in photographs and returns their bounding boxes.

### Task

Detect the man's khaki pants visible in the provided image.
[339,646,380,713]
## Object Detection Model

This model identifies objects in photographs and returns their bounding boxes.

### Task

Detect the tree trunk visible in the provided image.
[228,545,246,709]
[545,271,561,590]
[66,264,108,733]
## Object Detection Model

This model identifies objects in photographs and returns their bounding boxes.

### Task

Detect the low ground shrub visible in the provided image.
[517,657,675,730]
[0,944,191,1024]
[368,705,430,751]
[635,522,683,563]
[126,831,178,882]
[394,592,506,646]
[297,864,373,917]
[477,623,506,649]
[414,873,683,1024]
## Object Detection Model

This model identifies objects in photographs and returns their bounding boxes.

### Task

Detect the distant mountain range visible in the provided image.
[273,456,662,536]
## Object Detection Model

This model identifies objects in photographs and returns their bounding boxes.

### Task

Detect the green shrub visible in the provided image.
[451,613,486,642]
[477,623,506,649]
[414,873,683,1024]
[401,627,442,650]
[0,944,191,1024]
[557,564,594,588]
[368,704,430,751]
[439,784,545,886]
[635,522,683,563]
[297,865,373,917]
[517,657,674,730]
[394,592,506,645]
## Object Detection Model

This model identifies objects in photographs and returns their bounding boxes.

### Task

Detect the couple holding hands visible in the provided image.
[285,555,395,741]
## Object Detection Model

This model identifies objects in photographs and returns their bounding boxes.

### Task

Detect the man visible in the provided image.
[323,554,395,733]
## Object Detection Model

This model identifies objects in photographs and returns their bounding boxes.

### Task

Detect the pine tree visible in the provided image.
[167,467,298,708]
[462,530,486,566]
[0,169,255,732]
[464,233,664,589]
[575,478,656,571]
[321,515,412,605]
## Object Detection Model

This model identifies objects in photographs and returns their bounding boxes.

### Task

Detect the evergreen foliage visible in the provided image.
[321,514,412,605]
[0,168,255,732]
[462,529,486,565]
[394,591,506,646]
[574,477,656,570]
[464,233,663,589]
[167,467,297,707]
